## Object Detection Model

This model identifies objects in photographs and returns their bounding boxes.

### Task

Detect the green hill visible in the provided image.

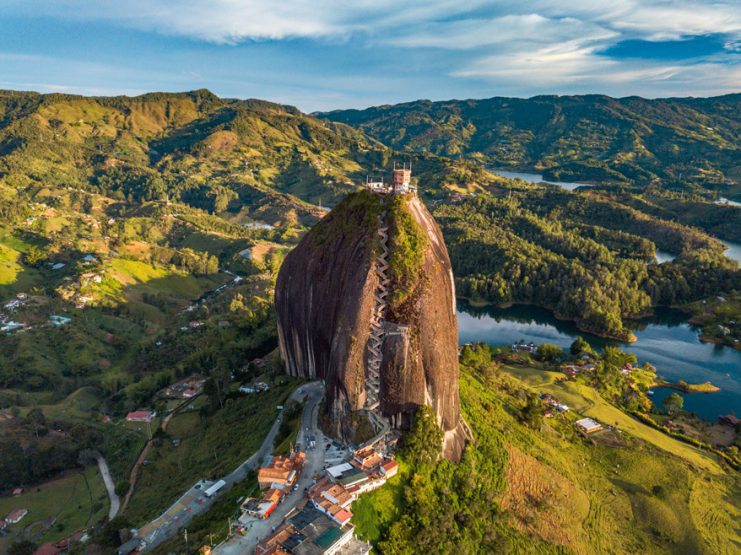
[318,94,741,196]
[0,89,388,208]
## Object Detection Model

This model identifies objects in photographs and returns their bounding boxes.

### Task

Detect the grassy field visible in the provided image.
[499,364,723,474]
[350,463,406,544]
[124,376,301,523]
[0,467,108,552]
[0,229,42,295]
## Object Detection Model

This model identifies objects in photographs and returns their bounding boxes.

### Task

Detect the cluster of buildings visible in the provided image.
[538,393,569,418]
[307,448,397,528]
[561,361,596,378]
[254,506,365,555]
[1,293,29,334]
[242,452,307,520]
[365,163,417,196]
[251,444,398,555]
[160,375,206,399]
[512,341,537,354]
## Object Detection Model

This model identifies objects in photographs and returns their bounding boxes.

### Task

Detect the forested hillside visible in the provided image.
[319,94,741,195]
[435,186,740,340]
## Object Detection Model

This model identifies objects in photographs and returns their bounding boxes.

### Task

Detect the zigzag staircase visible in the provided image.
[365,210,390,413]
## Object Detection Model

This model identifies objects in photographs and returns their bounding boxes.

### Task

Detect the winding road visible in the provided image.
[96,454,120,520]
[134,381,325,553]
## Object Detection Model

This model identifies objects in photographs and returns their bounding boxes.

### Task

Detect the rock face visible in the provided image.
[275,189,466,460]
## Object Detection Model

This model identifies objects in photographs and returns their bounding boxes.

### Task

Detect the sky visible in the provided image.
[0,1,739,111]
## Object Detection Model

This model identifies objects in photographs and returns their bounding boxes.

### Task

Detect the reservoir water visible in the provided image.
[493,170,593,191]
[721,240,741,264]
[457,301,740,421]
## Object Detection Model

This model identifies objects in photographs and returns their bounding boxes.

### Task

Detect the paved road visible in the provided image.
[136,381,324,553]
[214,382,329,555]
[96,454,120,520]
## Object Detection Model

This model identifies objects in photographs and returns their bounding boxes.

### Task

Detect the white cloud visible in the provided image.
[1,0,739,101]
[387,14,618,50]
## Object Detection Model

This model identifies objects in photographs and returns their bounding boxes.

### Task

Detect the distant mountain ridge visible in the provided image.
[318,93,741,194]
[0,88,391,222]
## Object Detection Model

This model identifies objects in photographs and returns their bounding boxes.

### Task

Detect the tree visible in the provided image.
[400,405,443,469]
[664,392,684,416]
[26,408,46,439]
[570,336,592,356]
[115,479,130,497]
[8,541,37,555]
[23,246,46,267]
[535,343,562,363]
[518,393,544,429]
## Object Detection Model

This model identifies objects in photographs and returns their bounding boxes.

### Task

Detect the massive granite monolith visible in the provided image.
[275,188,467,460]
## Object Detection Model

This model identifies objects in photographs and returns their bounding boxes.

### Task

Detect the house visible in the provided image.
[326,462,354,479]
[51,263,66,271]
[575,418,603,435]
[1,321,24,333]
[257,451,305,489]
[352,446,383,471]
[82,254,98,264]
[307,476,355,525]
[255,507,358,555]
[5,508,28,523]
[380,460,399,478]
[335,468,368,488]
[12,488,23,496]
[512,341,537,353]
[126,410,155,423]
[4,299,21,310]
[242,488,283,519]
[49,315,72,327]
[562,366,579,378]
[718,414,740,428]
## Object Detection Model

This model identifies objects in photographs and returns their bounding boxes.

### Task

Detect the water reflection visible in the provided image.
[457,301,740,420]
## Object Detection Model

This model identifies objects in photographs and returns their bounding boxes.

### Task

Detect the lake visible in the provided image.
[457,301,741,421]
[721,240,741,264]
[493,170,593,191]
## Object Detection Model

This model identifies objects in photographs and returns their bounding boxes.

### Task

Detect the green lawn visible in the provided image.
[124,377,301,523]
[500,364,723,473]
[351,464,406,544]
[0,230,42,294]
[0,467,108,552]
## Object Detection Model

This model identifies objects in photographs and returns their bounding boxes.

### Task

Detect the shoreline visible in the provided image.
[653,380,720,394]
[460,297,637,343]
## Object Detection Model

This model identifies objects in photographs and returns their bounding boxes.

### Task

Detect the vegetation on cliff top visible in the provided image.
[386,194,428,318]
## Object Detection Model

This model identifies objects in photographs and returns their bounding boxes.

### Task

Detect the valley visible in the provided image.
[0,89,738,554]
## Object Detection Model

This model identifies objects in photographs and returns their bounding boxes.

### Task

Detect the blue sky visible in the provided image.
[0,1,739,111]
